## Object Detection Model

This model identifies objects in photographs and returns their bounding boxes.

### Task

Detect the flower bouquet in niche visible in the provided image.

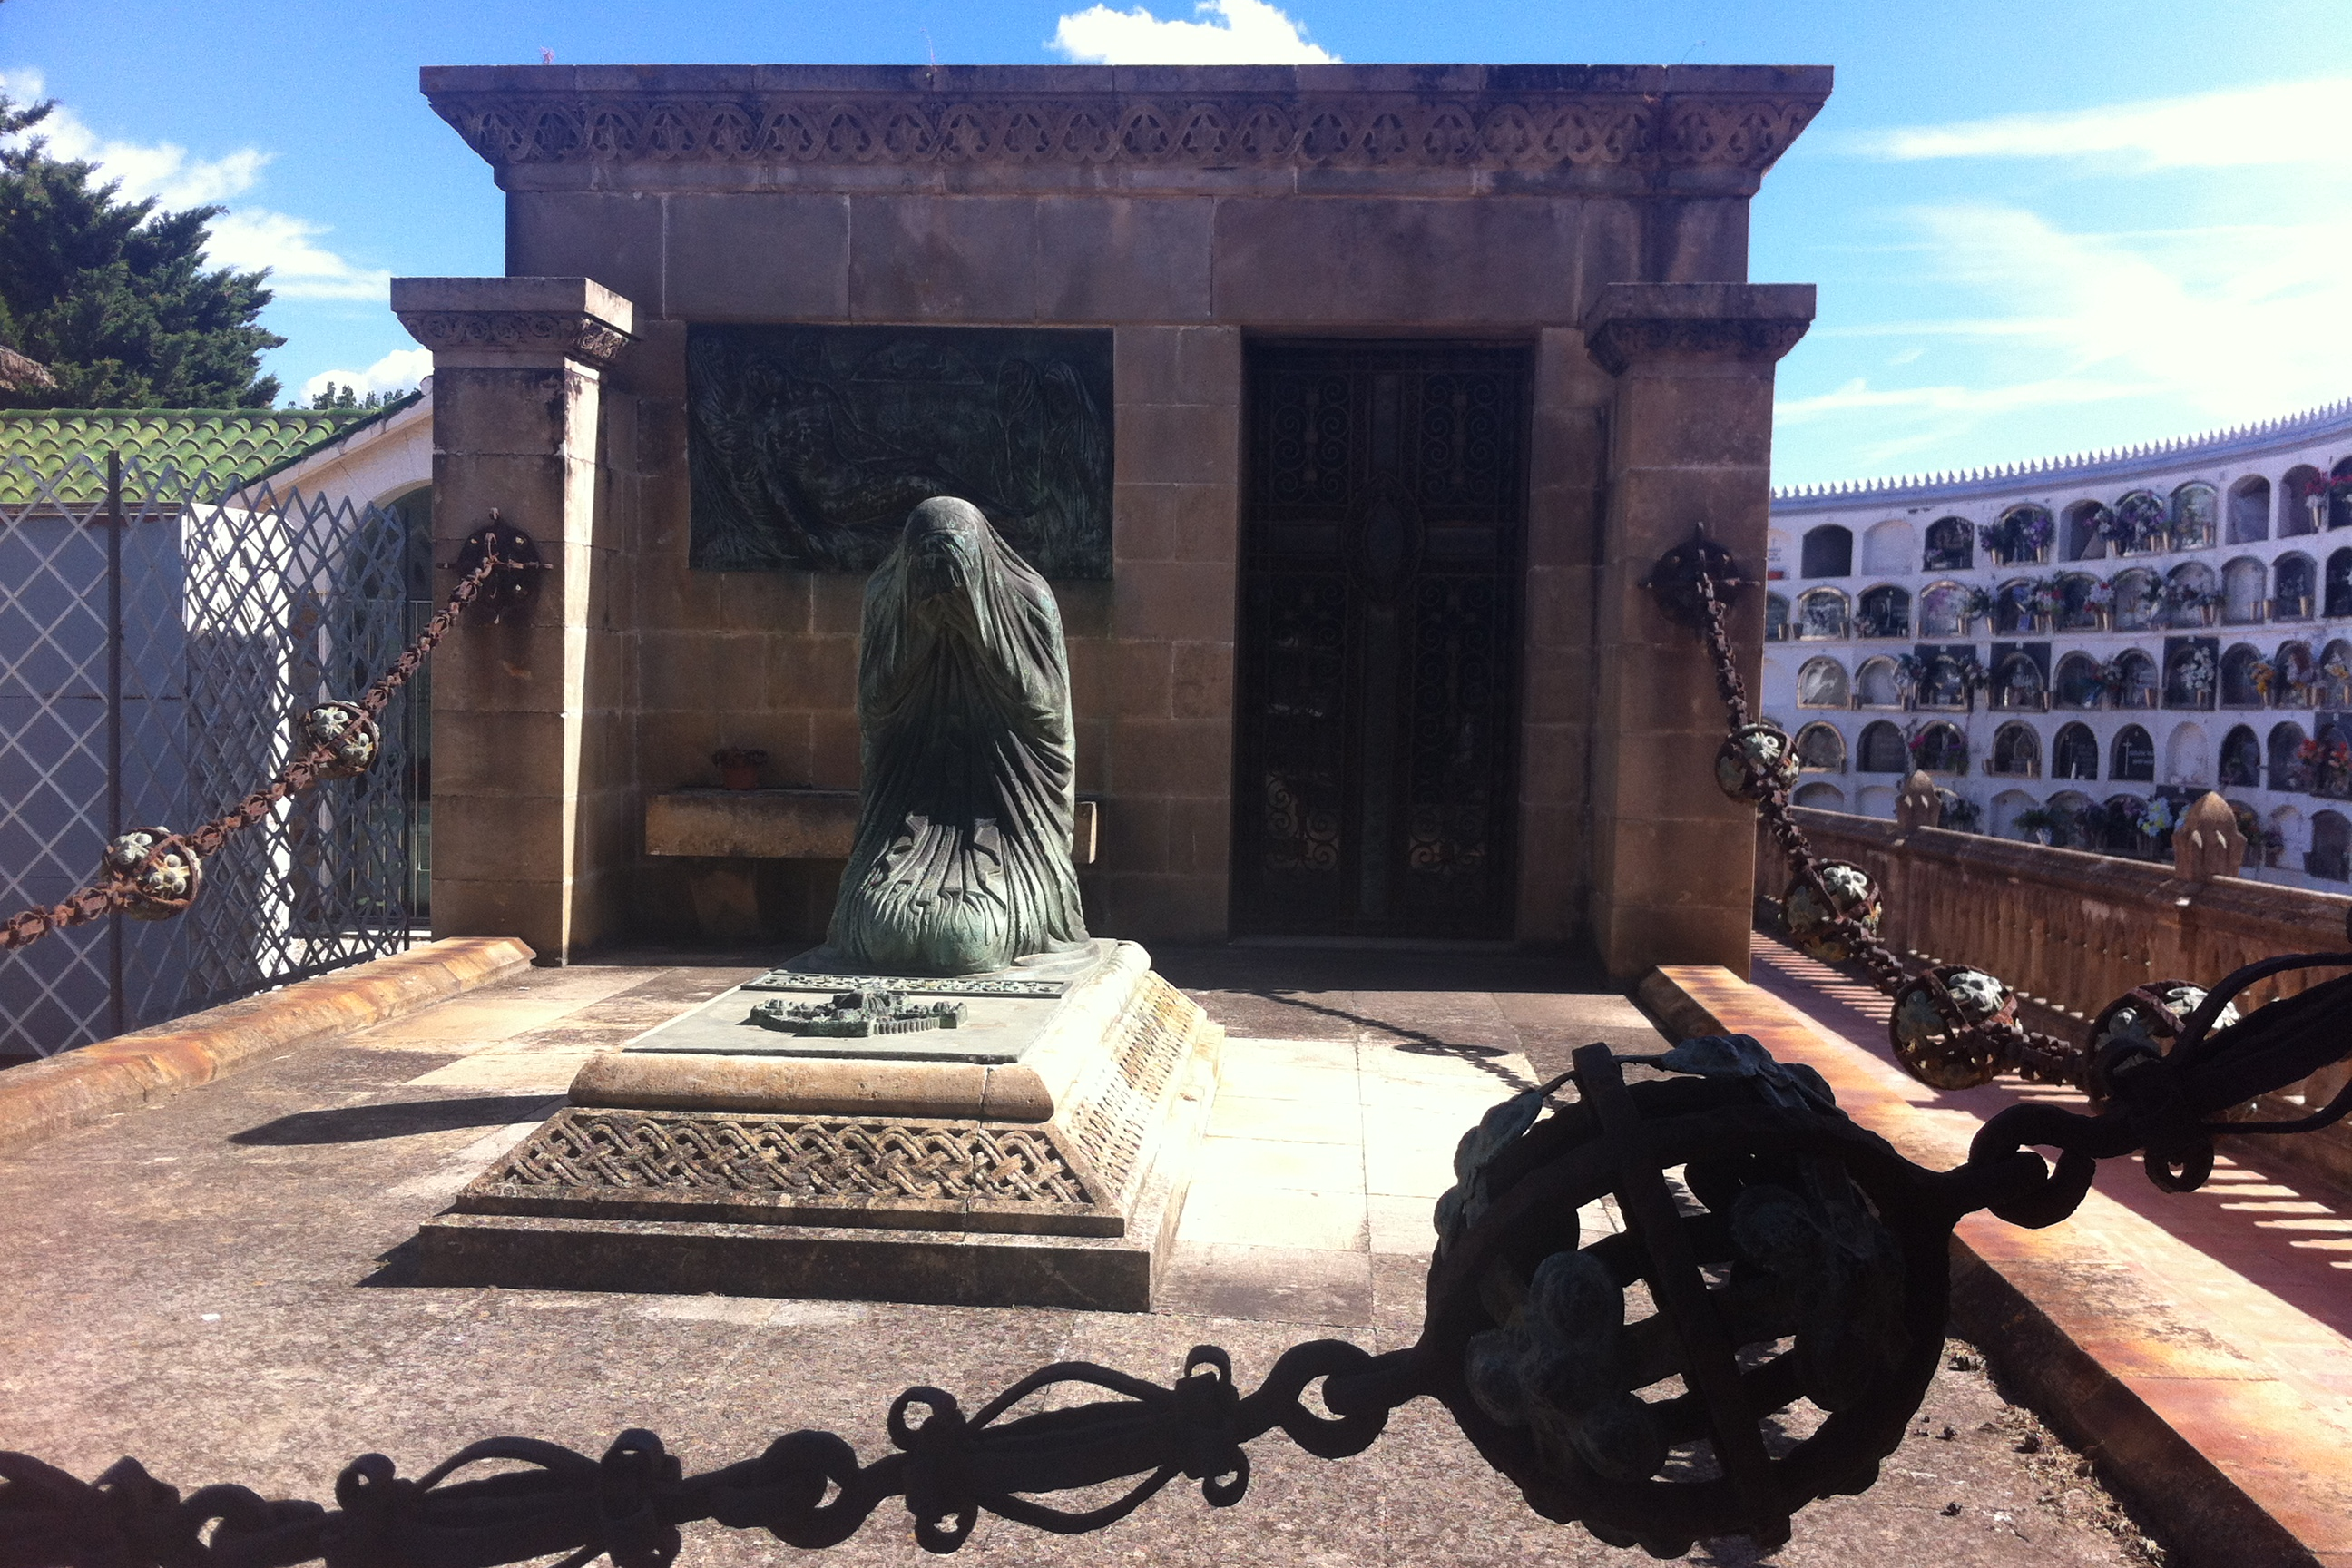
[1960,584,1995,631]
[2250,657,2279,702]
[2173,645,2218,705]
[2083,577,2116,630]
[2105,493,2169,553]
[2027,578,2064,626]
[2161,580,2220,627]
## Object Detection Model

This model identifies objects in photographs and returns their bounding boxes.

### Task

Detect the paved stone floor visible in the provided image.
[2,945,2157,1565]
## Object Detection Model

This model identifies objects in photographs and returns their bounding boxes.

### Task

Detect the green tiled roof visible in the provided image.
[0,410,364,506]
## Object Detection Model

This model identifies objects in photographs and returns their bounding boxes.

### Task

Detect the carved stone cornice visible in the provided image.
[396,309,634,369]
[1585,317,1814,377]
[419,69,1828,187]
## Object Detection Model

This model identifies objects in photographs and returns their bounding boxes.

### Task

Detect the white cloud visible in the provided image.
[1847,76,2352,171]
[205,210,390,301]
[303,348,431,403]
[0,68,270,204]
[1,65,385,301]
[1050,0,1336,64]
[1776,196,2352,480]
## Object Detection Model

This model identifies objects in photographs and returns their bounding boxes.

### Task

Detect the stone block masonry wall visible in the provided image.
[407,64,1836,959]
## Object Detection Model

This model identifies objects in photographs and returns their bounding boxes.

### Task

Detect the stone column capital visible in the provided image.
[1581,282,1815,377]
[391,276,637,370]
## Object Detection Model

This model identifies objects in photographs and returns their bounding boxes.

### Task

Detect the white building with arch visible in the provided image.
[1762,397,2352,889]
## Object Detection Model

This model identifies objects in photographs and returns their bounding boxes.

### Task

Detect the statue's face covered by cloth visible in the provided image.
[818,496,1089,976]
[902,496,991,639]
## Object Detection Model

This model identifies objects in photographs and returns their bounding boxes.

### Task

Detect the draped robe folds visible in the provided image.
[820,496,1089,976]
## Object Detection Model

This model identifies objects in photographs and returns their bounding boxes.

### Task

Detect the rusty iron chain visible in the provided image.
[1684,564,2091,1087]
[0,548,505,955]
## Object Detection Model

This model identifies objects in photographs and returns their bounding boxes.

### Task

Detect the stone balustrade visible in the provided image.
[1759,805,2352,1186]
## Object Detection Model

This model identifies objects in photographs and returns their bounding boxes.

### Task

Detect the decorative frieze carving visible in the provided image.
[395,309,634,368]
[478,1106,1096,1206]
[425,89,1821,178]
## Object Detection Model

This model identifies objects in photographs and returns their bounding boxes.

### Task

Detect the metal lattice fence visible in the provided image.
[0,453,421,1057]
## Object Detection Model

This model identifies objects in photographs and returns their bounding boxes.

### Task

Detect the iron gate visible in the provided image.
[1231,342,1528,939]
[0,453,421,1058]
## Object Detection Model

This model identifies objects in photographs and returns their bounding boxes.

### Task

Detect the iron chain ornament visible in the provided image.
[0,522,536,955]
[7,531,2352,1565]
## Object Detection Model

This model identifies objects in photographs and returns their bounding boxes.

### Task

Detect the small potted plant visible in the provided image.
[713,747,769,790]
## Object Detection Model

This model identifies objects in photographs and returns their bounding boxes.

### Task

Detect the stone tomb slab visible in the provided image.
[415,941,1223,1310]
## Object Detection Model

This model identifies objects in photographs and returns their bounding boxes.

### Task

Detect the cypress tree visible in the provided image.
[0,94,284,408]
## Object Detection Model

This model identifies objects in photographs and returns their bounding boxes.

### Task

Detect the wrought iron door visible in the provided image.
[1231,343,1527,938]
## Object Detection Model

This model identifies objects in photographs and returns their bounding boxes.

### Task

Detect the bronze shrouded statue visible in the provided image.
[814,496,1090,976]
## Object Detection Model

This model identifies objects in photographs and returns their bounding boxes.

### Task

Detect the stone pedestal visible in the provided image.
[415,944,1222,1309]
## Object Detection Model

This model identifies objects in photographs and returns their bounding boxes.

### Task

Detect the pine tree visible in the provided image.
[0,94,284,409]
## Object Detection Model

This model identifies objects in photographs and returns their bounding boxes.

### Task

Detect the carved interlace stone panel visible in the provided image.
[687,325,1113,577]
[426,87,1823,181]
[1063,975,1200,1202]
[480,1107,1094,1207]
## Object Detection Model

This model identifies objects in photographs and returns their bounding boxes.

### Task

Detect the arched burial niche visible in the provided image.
[2324,640,2352,707]
[2312,810,2352,882]
[1990,721,2041,777]
[1857,584,1910,639]
[2275,554,2318,620]
[1856,655,1902,708]
[1795,721,1847,772]
[2283,466,2324,537]
[1793,780,1847,809]
[2112,568,2160,632]
[2047,789,2093,847]
[2220,643,2265,708]
[2055,572,2102,631]
[1801,524,1854,578]
[1923,515,1974,572]
[2113,649,2159,710]
[2171,482,2218,549]
[1918,581,1969,638]
[2271,720,2311,790]
[1795,586,1849,640]
[2328,548,2352,618]
[2221,556,2267,624]
[1857,720,1909,773]
[1913,720,1968,774]
[1986,504,2053,566]
[2111,723,2156,783]
[1857,783,1897,819]
[1796,656,1851,709]
[1861,518,1914,575]
[1989,651,2045,710]
[2220,724,2261,788]
[2164,721,2210,787]
[2333,458,2352,532]
[2053,722,2098,780]
[2053,652,2104,710]
[1765,592,1790,642]
[2063,500,2112,562]
[2227,475,2270,544]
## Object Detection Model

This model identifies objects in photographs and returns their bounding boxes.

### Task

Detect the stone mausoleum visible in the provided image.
[395,64,1827,978]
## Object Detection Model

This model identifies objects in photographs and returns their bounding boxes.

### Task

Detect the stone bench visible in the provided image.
[646,789,1102,939]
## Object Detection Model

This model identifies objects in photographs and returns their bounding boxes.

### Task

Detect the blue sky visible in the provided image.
[4,0,2346,485]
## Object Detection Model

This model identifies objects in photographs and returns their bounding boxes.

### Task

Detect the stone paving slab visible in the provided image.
[0,945,2160,1566]
[1647,956,2352,1568]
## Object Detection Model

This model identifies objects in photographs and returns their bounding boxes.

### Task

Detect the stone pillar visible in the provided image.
[1582,283,1814,980]
[2174,790,2246,880]
[393,277,637,962]
[1895,770,1944,832]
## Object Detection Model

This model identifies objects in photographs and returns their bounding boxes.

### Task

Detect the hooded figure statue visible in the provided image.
[817,496,1089,975]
